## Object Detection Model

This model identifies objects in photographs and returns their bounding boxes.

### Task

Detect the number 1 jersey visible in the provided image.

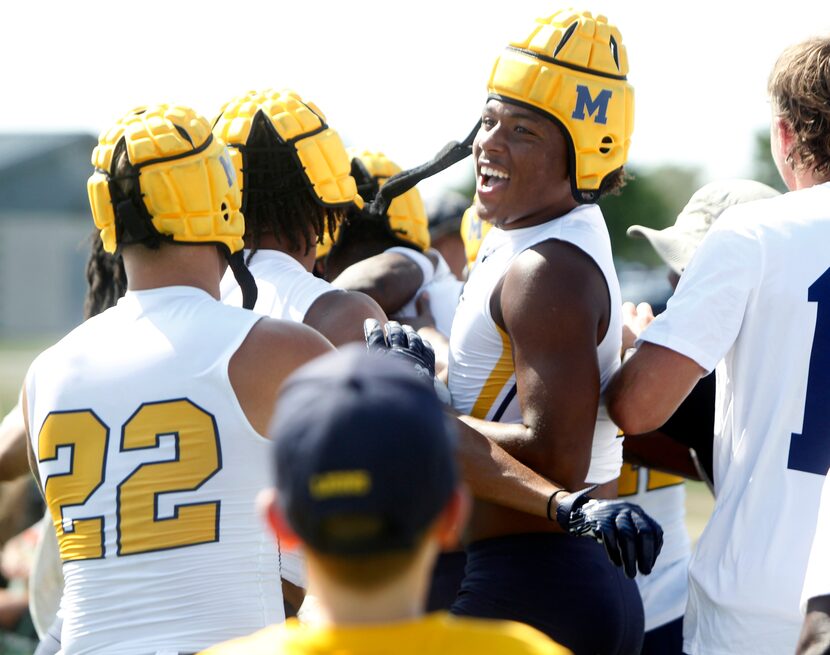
[639,182,830,655]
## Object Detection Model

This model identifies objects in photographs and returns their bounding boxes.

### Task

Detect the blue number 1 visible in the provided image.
[788,267,830,476]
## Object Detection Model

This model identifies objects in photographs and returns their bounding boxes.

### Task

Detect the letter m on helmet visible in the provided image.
[571,85,612,125]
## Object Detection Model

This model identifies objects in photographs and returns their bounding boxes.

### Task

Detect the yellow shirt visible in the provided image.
[199,613,570,654]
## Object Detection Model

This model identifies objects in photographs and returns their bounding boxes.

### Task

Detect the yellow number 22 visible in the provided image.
[38,399,221,561]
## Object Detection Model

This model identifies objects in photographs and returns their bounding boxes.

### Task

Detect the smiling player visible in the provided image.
[445,9,650,654]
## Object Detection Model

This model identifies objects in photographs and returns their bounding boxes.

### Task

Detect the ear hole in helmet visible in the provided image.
[222,202,229,221]
[174,125,194,146]
[609,35,620,70]
[599,136,613,154]
[553,22,578,57]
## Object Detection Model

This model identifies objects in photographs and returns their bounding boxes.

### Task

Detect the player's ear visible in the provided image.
[434,486,470,549]
[258,487,301,551]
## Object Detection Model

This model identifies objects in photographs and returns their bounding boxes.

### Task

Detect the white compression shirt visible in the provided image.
[448,204,623,484]
[26,287,282,655]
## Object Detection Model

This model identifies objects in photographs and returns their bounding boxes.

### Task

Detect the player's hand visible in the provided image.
[621,301,655,352]
[364,319,436,380]
[556,486,663,578]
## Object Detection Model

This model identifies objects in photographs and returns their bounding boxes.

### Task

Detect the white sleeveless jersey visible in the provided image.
[616,465,690,631]
[221,249,335,322]
[25,287,283,655]
[387,247,464,337]
[640,183,830,655]
[448,205,623,484]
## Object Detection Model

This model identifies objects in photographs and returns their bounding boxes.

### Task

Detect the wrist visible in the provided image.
[546,489,570,521]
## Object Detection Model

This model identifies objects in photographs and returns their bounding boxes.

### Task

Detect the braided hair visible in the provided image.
[84,230,127,320]
[243,115,343,260]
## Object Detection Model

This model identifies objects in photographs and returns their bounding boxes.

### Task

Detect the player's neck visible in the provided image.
[248,231,315,272]
[122,242,223,299]
[303,553,432,627]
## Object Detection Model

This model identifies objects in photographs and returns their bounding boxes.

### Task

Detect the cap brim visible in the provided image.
[626,224,695,275]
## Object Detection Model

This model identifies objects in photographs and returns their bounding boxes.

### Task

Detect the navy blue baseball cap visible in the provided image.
[268,346,458,557]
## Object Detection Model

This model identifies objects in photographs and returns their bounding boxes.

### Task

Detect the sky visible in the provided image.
[3,0,829,201]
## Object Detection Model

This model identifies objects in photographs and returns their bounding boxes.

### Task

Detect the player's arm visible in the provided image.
[0,402,30,482]
[303,290,387,347]
[458,240,608,491]
[622,430,701,480]
[19,386,43,495]
[331,252,423,314]
[606,342,706,436]
[797,595,830,655]
[230,318,335,436]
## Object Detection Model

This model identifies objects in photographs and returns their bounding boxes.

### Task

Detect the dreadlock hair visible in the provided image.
[242,113,344,261]
[84,229,127,320]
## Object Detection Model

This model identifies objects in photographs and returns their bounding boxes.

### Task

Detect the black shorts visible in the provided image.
[427,550,468,612]
[451,532,644,655]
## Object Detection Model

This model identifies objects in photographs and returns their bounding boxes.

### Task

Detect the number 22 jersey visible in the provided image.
[25,286,283,655]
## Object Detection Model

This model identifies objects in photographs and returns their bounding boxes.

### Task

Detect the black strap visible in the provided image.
[366,121,480,218]
[228,250,258,310]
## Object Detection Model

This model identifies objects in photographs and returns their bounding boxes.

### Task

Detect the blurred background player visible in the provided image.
[607,34,830,655]
[440,9,652,653]
[459,202,492,277]
[213,89,386,347]
[322,149,462,339]
[201,347,569,655]
[425,190,470,281]
[23,105,332,654]
[617,179,779,654]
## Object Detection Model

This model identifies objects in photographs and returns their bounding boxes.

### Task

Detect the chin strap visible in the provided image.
[227,250,258,310]
[365,121,480,218]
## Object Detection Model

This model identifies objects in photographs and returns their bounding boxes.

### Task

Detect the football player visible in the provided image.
[607,35,830,655]
[441,9,654,653]
[23,105,333,654]
[213,90,386,347]
[322,149,463,339]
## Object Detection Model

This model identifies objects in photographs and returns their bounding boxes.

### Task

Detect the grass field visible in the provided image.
[0,338,716,541]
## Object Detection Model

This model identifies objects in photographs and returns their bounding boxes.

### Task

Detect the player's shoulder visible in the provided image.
[27,306,117,375]
[243,315,333,360]
[433,613,571,654]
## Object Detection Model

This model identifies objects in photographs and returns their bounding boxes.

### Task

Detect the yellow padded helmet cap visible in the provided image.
[488,8,634,203]
[213,89,360,211]
[348,148,430,252]
[87,105,244,254]
[460,202,492,271]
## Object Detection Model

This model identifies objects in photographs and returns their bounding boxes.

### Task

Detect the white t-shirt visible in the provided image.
[638,182,830,655]
[802,465,830,610]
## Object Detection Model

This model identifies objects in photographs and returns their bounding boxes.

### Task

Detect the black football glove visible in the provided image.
[556,486,663,579]
[364,319,436,380]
